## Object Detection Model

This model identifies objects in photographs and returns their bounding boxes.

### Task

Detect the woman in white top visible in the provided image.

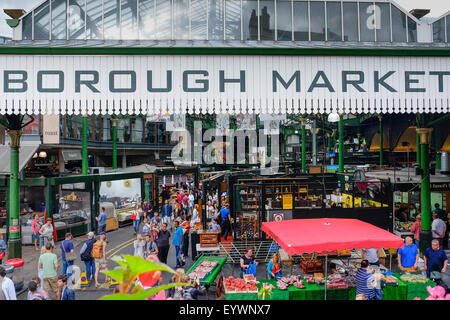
[39,218,54,247]
[191,204,200,225]
[133,234,145,259]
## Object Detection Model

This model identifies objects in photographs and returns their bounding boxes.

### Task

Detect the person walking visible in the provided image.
[431,212,446,249]
[58,274,75,300]
[38,242,60,300]
[31,214,41,251]
[134,234,146,259]
[96,207,107,234]
[161,200,172,227]
[410,214,422,248]
[144,234,158,259]
[92,232,108,288]
[172,220,184,268]
[60,232,75,279]
[191,204,200,225]
[355,260,377,300]
[219,203,232,241]
[27,280,48,300]
[156,223,171,264]
[0,266,16,300]
[423,239,448,279]
[27,276,48,300]
[39,218,55,247]
[80,232,96,285]
[0,236,6,265]
[142,200,153,221]
[131,204,141,235]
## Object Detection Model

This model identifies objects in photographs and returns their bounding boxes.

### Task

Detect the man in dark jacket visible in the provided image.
[58,275,75,300]
[80,232,96,284]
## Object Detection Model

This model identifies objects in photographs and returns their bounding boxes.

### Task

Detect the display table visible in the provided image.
[186,256,227,286]
[257,280,290,300]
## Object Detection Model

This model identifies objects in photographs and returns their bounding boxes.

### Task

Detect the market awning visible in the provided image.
[369,133,390,151]
[0,144,39,175]
[261,218,404,256]
[441,134,450,152]
[393,126,419,152]
[62,150,82,161]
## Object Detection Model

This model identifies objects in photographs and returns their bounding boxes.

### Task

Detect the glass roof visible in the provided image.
[432,11,450,43]
[19,0,419,43]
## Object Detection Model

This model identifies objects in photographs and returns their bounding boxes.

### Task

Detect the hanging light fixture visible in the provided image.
[39,151,47,158]
[327,113,340,123]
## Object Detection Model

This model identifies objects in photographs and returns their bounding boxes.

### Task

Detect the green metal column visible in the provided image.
[93,181,100,233]
[379,116,383,166]
[417,128,433,254]
[7,130,22,259]
[301,119,306,174]
[82,115,88,175]
[436,153,441,171]
[338,116,344,173]
[111,118,118,169]
[416,133,421,167]
[327,134,332,153]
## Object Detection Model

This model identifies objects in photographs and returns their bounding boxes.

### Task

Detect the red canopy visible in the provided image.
[261,218,404,256]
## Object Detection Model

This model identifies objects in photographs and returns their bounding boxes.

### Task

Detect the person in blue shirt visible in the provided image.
[60,233,75,278]
[219,203,231,241]
[423,240,448,279]
[58,274,75,300]
[397,236,419,270]
[172,220,184,268]
[161,200,173,227]
[96,207,107,234]
[355,259,377,300]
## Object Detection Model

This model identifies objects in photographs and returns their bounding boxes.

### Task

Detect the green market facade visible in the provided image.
[1,0,450,258]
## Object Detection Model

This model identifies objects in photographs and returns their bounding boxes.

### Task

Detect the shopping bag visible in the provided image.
[245,263,257,276]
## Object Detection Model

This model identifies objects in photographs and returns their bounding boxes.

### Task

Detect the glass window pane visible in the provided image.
[51,0,67,40]
[209,0,224,40]
[121,0,138,39]
[327,2,342,41]
[343,2,358,41]
[408,17,417,42]
[139,0,156,40]
[103,117,111,142]
[447,17,450,43]
[277,0,291,41]
[310,1,325,41]
[22,14,33,40]
[104,0,120,40]
[391,5,406,42]
[259,1,275,40]
[433,18,445,43]
[242,0,258,40]
[192,0,208,40]
[293,1,308,41]
[34,2,50,40]
[132,119,143,143]
[173,0,189,39]
[155,0,171,39]
[225,0,241,40]
[359,2,375,42]
[376,3,390,42]
[86,0,103,39]
[68,0,85,40]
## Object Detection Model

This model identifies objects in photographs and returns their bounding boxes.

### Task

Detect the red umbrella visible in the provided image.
[262,218,403,256]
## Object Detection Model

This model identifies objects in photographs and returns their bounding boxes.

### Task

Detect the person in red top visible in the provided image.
[31,214,41,251]
[410,214,422,248]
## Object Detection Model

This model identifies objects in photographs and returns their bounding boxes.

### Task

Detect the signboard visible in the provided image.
[430,183,450,191]
[42,114,60,144]
[282,194,293,210]
[9,226,20,233]
[1,55,449,114]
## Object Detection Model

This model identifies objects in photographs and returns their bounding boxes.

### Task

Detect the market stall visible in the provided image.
[185,256,227,290]
[257,218,433,300]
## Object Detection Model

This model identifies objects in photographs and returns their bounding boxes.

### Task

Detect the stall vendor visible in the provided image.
[397,236,419,271]
[267,253,283,280]
[423,240,448,279]
[240,248,258,278]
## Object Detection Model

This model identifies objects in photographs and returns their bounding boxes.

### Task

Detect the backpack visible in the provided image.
[91,240,104,259]
[80,239,94,261]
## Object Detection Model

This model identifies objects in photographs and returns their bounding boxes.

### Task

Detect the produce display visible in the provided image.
[224,276,258,293]
[326,274,348,289]
[188,260,219,280]
[304,275,324,285]
[400,273,429,284]
[244,274,256,282]
[276,275,305,290]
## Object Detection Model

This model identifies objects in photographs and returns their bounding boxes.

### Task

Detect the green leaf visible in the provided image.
[102,269,126,283]
[121,255,176,276]
[111,256,128,269]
